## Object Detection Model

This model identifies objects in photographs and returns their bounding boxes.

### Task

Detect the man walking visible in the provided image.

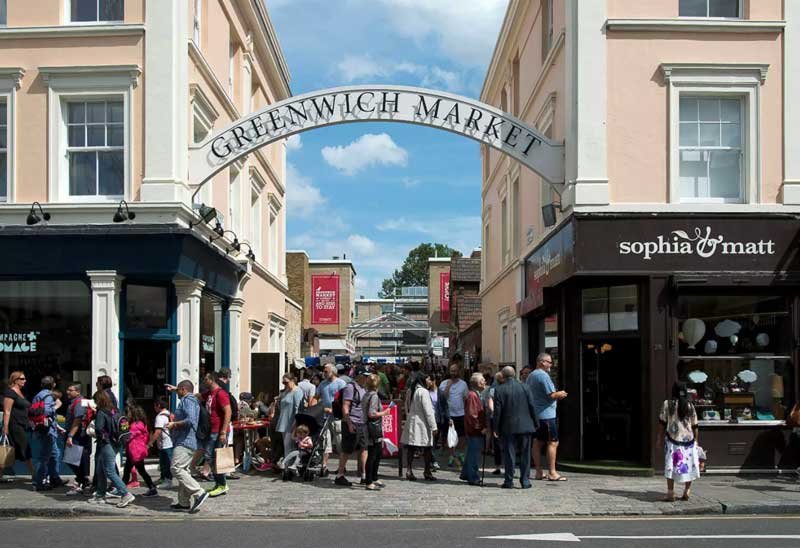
[493,366,538,489]
[166,381,209,513]
[64,383,91,495]
[527,352,568,481]
[32,376,64,491]
[202,372,232,497]
[440,363,468,467]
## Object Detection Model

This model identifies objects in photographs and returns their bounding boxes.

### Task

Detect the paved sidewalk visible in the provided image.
[1,463,798,518]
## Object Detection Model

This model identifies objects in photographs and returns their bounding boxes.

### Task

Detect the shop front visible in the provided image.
[521,212,800,472]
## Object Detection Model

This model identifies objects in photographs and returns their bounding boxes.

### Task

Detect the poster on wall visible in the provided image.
[440,271,450,323]
[311,274,340,325]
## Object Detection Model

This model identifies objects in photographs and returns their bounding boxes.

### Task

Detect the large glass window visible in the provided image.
[200,296,216,373]
[125,285,168,330]
[71,0,123,23]
[67,100,124,198]
[0,1,7,26]
[582,285,639,333]
[0,281,91,398]
[679,0,739,18]
[677,294,795,422]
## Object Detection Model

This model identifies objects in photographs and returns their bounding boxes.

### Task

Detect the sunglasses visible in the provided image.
[17,377,26,381]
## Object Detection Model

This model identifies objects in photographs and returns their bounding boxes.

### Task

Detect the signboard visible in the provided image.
[440,271,451,323]
[0,331,39,353]
[311,274,340,325]
[381,403,400,457]
[520,221,575,316]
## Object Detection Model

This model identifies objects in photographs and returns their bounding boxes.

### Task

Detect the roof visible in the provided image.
[451,257,481,283]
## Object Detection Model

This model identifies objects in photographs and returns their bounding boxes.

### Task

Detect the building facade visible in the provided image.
[307,258,356,355]
[481,0,798,471]
[449,253,482,367]
[0,0,291,409]
[427,257,451,358]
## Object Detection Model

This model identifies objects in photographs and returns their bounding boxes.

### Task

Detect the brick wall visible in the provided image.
[286,252,310,327]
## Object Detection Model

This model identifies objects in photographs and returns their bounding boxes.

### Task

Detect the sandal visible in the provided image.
[661,493,676,502]
[681,493,691,501]
[535,473,545,480]
[547,474,567,481]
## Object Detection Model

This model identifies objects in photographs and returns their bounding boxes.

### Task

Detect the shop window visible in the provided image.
[200,296,215,372]
[70,0,124,23]
[0,100,6,202]
[582,285,638,333]
[679,0,740,18]
[125,285,168,330]
[541,0,554,60]
[0,1,6,26]
[676,294,794,423]
[66,100,124,198]
[192,0,202,47]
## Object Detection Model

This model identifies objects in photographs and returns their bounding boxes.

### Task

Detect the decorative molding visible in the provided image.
[189,84,220,126]
[173,278,205,299]
[248,318,265,333]
[0,24,145,39]
[606,19,785,34]
[661,63,769,84]
[269,311,287,326]
[40,65,141,88]
[249,166,267,194]
[0,68,25,89]
[267,192,282,212]
[573,203,800,214]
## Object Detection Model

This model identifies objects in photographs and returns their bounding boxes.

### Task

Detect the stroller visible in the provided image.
[290,402,334,482]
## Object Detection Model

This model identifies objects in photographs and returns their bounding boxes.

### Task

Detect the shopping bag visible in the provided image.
[447,420,458,448]
[214,446,236,475]
[0,436,14,468]
[62,443,84,467]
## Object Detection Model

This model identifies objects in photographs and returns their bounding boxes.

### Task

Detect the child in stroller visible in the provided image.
[286,402,334,481]
[282,424,313,480]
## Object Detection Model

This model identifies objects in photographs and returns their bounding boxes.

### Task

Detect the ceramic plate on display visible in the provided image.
[714,319,741,338]
[688,370,708,384]
[737,370,758,384]
[682,318,705,349]
[756,333,770,348]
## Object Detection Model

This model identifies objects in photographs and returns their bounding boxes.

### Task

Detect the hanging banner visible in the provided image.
[381,403,400,457]
[440,271,450,323]
[311,274,339,325]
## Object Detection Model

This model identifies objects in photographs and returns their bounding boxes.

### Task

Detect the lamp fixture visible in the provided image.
[112,200,136,223]
[542,201,562,228]
[210,229,240,253]
[190,203,218,229]
[239,242,256,261]
[26,202,51,226]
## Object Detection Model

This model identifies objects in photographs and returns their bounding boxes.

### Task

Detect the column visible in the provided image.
[784,1,800,203]
[174,279,205,390]
[87,271,124,404]
[213,301,225,370]
[228,297,244,398]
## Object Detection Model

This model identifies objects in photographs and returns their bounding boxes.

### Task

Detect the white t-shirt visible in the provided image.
[154,410,173,450]
[441,378,468,417]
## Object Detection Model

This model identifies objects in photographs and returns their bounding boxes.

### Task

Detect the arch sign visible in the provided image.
[189,85,564,187]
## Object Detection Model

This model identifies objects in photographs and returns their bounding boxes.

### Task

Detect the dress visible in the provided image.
[401,386,437,447]
[659,400,701,483]
[3,388,31,462]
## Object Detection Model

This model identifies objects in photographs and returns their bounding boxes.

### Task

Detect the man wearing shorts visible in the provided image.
[527,353,568,481]
[440,364,468,467]
[317,362,346,476]
[334,366,369,487]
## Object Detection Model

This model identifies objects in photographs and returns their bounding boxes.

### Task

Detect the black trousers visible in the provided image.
[365,442,382,484]
[406,445,433,475]
[122,459,155,489]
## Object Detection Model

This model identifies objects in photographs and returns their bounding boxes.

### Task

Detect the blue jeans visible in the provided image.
[502,433,532,487]
[205,433,226,488]
[95,443,128,497]
[159,447,173,480]
[33,431,62,488]
[461,435,484,484]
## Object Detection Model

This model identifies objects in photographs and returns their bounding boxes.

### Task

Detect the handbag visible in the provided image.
[366,394,383,440]
[0,435,14,468]
[214,446,236,474]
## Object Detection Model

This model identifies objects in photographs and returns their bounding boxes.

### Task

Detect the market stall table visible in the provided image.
[233,419,270,473]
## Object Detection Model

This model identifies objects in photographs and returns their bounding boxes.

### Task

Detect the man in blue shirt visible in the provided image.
[166,380,209,513]
[526,353,568,481]
[316,362,346,476]
[32,376,64,491]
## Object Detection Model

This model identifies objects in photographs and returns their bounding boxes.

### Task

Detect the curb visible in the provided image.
[721,502,800,515]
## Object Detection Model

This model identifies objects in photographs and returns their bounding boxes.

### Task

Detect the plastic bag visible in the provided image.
[447,420,458,448]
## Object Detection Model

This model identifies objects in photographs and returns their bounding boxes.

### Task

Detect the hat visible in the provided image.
[354,364,371,377]
[239,392,254,402]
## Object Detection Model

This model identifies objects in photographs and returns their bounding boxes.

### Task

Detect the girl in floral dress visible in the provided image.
[657,382,700,501]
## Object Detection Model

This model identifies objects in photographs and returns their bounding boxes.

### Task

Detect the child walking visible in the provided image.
[149,397,173,487]
[122,405,157,497]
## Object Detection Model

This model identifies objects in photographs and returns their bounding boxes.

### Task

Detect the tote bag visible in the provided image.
[214,446,236,474]
[0,436,14,468]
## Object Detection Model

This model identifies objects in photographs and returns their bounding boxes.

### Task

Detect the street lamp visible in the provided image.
[190,203,218,229]
[112,200,136,223]
[210,230,240,254]
[542,201,562,228]
[239,241,256,261]
[26,202,51,225]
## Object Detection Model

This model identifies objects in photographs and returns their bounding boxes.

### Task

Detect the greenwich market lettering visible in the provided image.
[618,227,776,261]
[192,86,564,189]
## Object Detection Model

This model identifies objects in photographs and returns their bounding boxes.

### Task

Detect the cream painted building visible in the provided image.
[481,0,799,471]
[0,0,291,407]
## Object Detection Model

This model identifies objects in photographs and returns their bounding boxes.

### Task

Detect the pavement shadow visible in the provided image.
[593,488,677,503]
[729,482,800,493]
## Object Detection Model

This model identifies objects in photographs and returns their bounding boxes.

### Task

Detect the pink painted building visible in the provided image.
[481,0,799,471]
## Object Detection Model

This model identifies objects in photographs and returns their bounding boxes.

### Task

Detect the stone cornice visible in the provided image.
[0,24,145,40]
[606,18,785,34]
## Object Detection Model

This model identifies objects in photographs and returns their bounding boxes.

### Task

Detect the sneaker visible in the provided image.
[447,456,455,467]
[126,480,140,489]
[66,487,83,496]
[492,468,502,476]
[116,493,135,508]
[86,496,106,504]
[33,484,52,492]
[320,467,330,478]
[359,478,368,485]
[227,473,241,480]
[432,461,441,471]
[374,480,386,488]
[106,488,122,499]
[143,488,158,497]
[334,475,352,487]
[170,502,190,511]
[50,479,67,489]
[190,491,209,513]
[82,486,94,496]
[255,462,272,472]
[207,485,229,498]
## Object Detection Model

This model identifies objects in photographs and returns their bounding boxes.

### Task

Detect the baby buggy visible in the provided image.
[289,402,333,482]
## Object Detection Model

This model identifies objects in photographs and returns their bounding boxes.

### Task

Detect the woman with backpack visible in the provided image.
[122,405,157,497]
[88,390,135,508]
[657,381,701,502]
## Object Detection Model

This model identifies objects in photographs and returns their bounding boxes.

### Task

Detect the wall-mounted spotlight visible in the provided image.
[26,202,51,226]
[210,229,240,253]
[112,200,136,223]
[542,201,562,228]
[239,242,256,261]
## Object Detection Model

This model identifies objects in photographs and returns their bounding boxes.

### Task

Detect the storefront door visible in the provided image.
[581,337,642,461]
[123,340,172,425]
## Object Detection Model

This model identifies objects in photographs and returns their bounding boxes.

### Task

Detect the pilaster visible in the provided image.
[174,279,205,390]
[783,0,800,203]
[228,297,245,398]
[87,270,124,404]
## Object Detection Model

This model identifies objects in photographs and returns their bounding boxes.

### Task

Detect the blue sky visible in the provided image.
[267,0,508,298]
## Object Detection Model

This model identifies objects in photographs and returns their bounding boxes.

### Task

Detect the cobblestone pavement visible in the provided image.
[1,462,798,518]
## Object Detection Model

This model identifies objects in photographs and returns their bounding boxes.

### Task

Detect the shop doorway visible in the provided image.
[580,337,642,461]
[123,339,173,424]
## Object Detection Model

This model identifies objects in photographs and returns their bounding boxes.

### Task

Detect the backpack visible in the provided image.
[196,402,212,442]
[227,390,239,422]
[107,409,131,446]
[28,393,53,433]
[332,382,361,420]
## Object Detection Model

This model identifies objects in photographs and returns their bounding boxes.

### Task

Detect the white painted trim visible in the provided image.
[662,64,765,204]
[0,68,23,204]
[784,0,800,204]
[573,203,800,213]
[174,278,205,390]
[0,24,144,39]
[606,19,785,33]
[87,270,123,404]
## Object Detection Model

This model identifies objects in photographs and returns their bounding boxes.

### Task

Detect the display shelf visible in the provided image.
[678,355,792,360]
[698,420,785,427]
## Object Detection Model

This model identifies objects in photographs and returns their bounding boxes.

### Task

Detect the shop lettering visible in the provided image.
[0,331,39,353]
[618,227,776,261]
[533,249,562,279]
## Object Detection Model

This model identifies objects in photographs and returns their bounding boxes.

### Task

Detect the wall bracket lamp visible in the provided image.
[112,200,136,223]
[239,241,256,261]
[26,202,51,225]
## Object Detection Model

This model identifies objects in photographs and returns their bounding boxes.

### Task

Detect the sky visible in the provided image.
[267,0,509,298]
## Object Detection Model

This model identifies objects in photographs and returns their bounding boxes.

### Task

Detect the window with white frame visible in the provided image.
[70,0,124,23]
[679,96,743,202]
[679,0,740,18]
[0,100,6,202]
[228,41,236,99]
[0,1,7,26]
[228,165,241,235]
[482,220,490,281]
[193,0,202,46]
[66,100,124,198]
[250,186,262,259]
[268,204,279,274]
[511,177,520,256]
[501,195,509,266]
[541,0,554,59]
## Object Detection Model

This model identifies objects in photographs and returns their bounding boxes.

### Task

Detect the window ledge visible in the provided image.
[0,24,144,39]
[606,19,785,33]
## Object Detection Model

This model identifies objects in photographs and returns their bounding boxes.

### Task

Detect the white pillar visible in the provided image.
[87,270,123,404]
[228,297,244,397]
[784,0,800,203]
[174,279,205,390]
[213,301,224,370]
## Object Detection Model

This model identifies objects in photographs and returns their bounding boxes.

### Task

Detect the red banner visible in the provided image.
[440,271,450,323]
[311,274,339,325]
[381,403,400,457]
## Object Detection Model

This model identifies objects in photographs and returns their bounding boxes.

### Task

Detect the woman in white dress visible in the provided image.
[401,372,438,481]
[657,382,700,501]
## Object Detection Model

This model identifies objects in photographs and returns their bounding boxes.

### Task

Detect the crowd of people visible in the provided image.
[0,352,703,511]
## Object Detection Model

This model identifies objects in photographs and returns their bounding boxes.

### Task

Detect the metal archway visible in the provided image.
[189,85,564,192]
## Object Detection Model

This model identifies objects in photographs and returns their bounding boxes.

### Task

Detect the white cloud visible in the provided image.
[376,0,509,67]
[286,163,326,218]
[285,134,303,152]
[376,215,481,254]
[321,133,408,175]
[401,177,421,188]
[347,234,378,256]
[336,54,464,92]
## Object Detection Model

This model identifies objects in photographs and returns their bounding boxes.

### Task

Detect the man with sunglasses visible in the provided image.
[527,353,568,482]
